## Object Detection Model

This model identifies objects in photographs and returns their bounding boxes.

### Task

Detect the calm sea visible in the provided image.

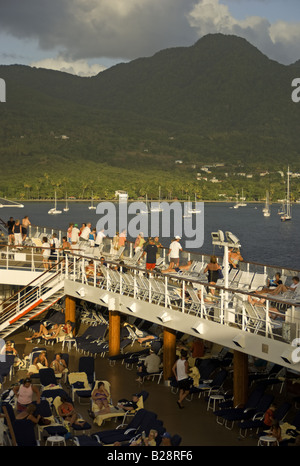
[2,201,299,270]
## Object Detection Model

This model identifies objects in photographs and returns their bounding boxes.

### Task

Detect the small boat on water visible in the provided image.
[233,194,241,209]
[183,197,192,218]
[141,194,150,214]
[63,193,69,212]
[188,194,201,214]
[150,186,163,213]
[48,191,62,215]
[263,191,271,217]
[280,167,292,222]
[88,192,96,210]
[239,189,247,207]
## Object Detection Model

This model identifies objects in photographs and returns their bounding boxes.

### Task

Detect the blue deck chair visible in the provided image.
[97,411,158,445]
[76,324,108,353]
[221,393,274,430]
[39,367,58,387]
[0,355,15,383]
[120,418,166,446]
[170,434,182,446]
[238,401,291,438]
[41,388,72,407]
[92,409,154,445]
[78,356,95,384]
[13,419,40,446]
[35,399,68,439]
[68,358,95,404]
[2,402,16,425]
[189,368,228,399]
[72,434,102,446]
[29,347,48,380]
[213,387,265,424]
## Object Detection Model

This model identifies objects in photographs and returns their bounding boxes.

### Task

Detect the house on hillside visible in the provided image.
[115,190,128,201]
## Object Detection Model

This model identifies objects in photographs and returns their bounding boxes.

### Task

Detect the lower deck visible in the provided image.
[2,315,299,448]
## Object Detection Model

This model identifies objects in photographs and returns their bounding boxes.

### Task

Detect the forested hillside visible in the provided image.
[0,33,299,201]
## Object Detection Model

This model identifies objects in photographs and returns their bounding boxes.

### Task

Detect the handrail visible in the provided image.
[0,259,64,308]
[26,223,300,273]
[67,251,300,308]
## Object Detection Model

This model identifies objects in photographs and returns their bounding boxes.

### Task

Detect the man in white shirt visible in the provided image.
[71,223,80,245]
[136,350,161,382]
[80,222,91,241]
[168,236,182,269]
[95,229,106,246]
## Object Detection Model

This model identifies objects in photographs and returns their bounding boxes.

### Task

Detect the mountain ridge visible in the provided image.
[0,33,299,200]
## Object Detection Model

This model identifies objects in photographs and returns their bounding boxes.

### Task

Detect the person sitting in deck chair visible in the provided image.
[136,349,161,383]
[161,260,193,274]
[268,276,300,296]
[117,393,140,411]
[25,323,61,342]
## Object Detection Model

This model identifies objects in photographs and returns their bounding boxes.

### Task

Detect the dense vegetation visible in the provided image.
[0,33,299,201]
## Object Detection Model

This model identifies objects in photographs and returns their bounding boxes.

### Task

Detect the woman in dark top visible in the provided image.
[204,255,222,296]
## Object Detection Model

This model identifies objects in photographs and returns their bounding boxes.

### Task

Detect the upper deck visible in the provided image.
[1,224,300,373]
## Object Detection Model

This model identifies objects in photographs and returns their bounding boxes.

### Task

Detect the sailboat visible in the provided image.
[263,191,271,217]
[183,197,192,218]
[239,189,247,207]
[48,191,62,215]
[88,192,96,210]
[281,167,292,222]
[188,194,201,214]
[150,186,163,212]
[63,193,69,212]
[141,194,150,214]
[233,193,241,209]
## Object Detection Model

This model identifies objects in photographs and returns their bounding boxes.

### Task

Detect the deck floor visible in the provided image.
[3,320,288,448]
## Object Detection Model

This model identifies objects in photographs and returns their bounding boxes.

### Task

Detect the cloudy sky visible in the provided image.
[0,0,299,76]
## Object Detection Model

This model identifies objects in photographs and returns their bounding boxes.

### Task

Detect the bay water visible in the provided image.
[2,201,299,270]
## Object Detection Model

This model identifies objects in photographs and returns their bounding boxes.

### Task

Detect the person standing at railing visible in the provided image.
[80,222,91,242]
[12,219,23,246]
[228,248,244,272]
[67,223,73,243]
[22,216,31,243]
[142,237,158,272]
[42,236,51,270]
[6,216,15,245]
[134,232,145,253]
[168,236,183,269]
[49,233,60,269]
[95,228,106,247]
[118,229,127,249]
[204,255,222,296]
[71,223,80,247]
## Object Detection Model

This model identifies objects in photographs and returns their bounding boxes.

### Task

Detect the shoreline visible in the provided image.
[5,199,289,205]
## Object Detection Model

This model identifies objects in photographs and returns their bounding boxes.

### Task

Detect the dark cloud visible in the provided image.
[0,0,198,60]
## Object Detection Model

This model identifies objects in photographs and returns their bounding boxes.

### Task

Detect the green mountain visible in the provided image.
[0,33,299,201]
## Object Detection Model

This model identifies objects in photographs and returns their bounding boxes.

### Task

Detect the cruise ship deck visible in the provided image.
[1,224,300,448]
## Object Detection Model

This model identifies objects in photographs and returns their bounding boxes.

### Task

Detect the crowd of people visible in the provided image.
[6,216,31,246]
